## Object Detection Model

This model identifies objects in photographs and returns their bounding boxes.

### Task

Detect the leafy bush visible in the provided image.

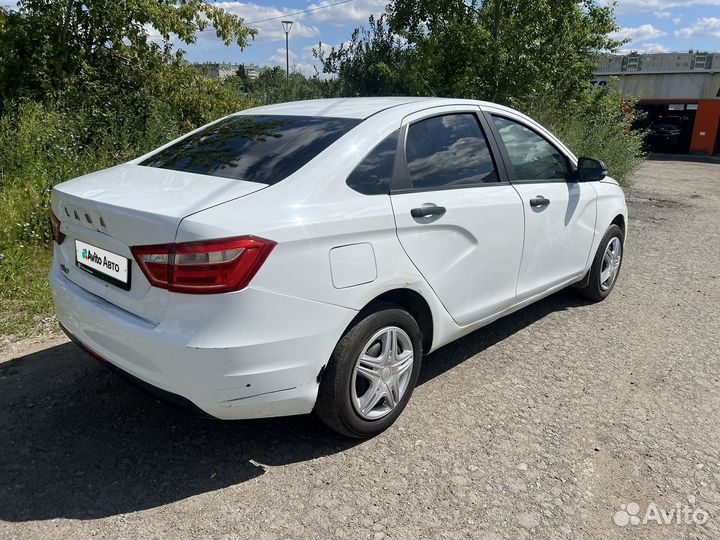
[0,71,250,252]
[521,85,645,187]
[231,67,340,105]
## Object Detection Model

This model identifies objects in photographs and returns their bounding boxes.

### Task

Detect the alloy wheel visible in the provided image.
[600,236,622,291]
[351,326,415,420]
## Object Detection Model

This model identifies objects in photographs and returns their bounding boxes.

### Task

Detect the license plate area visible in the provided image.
[75,240,131,291]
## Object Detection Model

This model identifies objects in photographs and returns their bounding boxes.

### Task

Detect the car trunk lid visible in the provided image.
[51,164,266,322]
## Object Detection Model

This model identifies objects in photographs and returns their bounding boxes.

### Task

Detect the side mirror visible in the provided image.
[577,157,608,182]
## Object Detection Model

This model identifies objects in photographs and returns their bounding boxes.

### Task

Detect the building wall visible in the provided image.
[217,66,233,79]
[594,53,720,155]
[194,63,242,80]
[244,65,261,80]
[690,100,720,155]
[593,72,720,100]
[596,52,714,74]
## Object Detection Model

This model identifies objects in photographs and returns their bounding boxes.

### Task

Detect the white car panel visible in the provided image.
[51,262,357,419]
[512,182,597,298]
[591,178,629,250]
[329,243,377,289]
[52,220,170,322]
[391,186,525,326]
[237,96,432,119]
[53,163,266,223]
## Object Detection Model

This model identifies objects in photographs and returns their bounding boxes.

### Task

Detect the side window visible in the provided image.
[492,116,570,181]
[346,130,398,195]
[404,113,498,190]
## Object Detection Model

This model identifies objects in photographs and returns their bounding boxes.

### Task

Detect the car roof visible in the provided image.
[237,97,508,120]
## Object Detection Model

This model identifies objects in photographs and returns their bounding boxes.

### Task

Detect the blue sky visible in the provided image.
[178,0,720,73]
[608,1,720,55]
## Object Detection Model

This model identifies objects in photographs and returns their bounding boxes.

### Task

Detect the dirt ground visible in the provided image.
[1,158,719,539]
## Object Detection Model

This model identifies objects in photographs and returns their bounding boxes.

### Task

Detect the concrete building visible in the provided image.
[244,64,262,80]
[593,52,720,155]
[193,62,266,81]
[194,62,242,80]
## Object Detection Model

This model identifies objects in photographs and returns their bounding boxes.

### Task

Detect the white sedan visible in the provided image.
[50,97,627,437]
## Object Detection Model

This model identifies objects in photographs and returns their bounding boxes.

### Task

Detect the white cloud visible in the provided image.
[208,0,385,42]
[610,24,667,43]
[672,16,682,24]
[268,41,348,74]
[306,42,332,59]
[268,47,295,66]
[265,40,354,76]
[304,40,352,60]
[609,0,720,14]
[268,47,321,75]
[654,10,672,18]
[307,0,387,25]
[621,42,670,53]
[211,2,320,42]
[675,17,720,38]
[143,23,169,45]
[644,42,671,52]
[269,46,298,64]
[294,62,321,76]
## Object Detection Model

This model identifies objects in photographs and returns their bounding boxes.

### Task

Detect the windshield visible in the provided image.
[140,115,361,184]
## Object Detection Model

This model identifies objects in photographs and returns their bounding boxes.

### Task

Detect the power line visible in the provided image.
[246,0,357,25]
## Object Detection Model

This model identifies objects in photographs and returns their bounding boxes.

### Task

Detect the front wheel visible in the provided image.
[574,224,624,301]
[314,304,422,438]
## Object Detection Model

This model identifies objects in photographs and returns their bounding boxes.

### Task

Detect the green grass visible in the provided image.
[0,246,55,338]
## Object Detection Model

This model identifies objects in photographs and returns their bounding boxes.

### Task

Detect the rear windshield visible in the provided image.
[140,115,361,184]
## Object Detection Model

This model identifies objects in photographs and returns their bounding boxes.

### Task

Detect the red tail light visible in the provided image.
[50,210,65,245]
[131,236,276,294]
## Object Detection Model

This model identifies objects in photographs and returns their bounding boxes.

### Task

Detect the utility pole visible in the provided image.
[281,20,293,82]
[492,0,502,101]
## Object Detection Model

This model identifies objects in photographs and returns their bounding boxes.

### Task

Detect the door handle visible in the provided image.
[411,206,446,218]
[529,196,550,208]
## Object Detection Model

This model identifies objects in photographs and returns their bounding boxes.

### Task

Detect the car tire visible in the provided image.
[314,303,423,438]
[574,224,625,302]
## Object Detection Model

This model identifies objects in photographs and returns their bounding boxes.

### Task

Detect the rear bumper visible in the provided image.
[51,264,357,419]
[60,322,213,417]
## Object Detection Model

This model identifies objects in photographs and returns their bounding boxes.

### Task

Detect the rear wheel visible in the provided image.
[574,224,624,301]
[315,304,422,438]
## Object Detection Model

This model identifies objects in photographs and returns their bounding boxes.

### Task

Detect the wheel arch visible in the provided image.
[355,288,434,354]
[611,213,626,235]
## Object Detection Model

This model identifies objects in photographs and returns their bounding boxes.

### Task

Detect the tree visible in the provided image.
[318,0,624,105]
[245,66,339,104]
[0,0,255,106]
[315,15,417,96]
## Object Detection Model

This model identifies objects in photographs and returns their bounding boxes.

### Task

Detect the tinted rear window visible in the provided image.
[140,115,361,184]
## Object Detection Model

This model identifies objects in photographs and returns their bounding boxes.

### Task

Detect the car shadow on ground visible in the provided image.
[0,289,590,521]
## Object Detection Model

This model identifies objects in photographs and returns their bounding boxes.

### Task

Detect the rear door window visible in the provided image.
[403,113,498,190]
[140,115,361,185]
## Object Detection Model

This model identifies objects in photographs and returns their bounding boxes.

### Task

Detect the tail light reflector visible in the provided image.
[131,236,276,294]
[50,210,65,245]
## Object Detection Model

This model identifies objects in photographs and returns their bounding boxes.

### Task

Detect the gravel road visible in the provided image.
[1,158,719,539]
